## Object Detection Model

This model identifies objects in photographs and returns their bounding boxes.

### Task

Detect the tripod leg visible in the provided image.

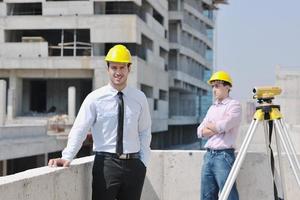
[218,119,259,200]
[274,120,300,187]
[272,122,287,199]
[278,119,300,172]
[263,121,285,199]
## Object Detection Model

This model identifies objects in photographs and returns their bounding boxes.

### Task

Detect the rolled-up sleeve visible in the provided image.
[197,116,209,138]
[215,101,242,134]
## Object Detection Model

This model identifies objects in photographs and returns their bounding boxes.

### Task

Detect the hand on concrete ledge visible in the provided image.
[48,158,70,167]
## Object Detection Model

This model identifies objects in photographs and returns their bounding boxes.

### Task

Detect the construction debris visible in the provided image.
[47,114,69,133]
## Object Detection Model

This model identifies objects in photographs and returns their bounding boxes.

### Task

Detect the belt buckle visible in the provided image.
[118,154,127,159]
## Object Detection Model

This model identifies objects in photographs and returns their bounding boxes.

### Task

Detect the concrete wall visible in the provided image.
[0,125,47,139]
[183,1,214,28]
[237,122,300,154]
[0,57,99,69]
[0,125,66,160]
[91,15,138,43]
[3,0,46,3]
[43,1,94,16]
[1,151,300,200]
[0,42,48,58]
[169,70,209,91]
[1,15,138,43]
[136,58,169,132]
[145,12,165,38]
[0,56,168,132]
[275,66,300,125]
[0,0,170,134]
[0,3,6,17]
[168,0,214,130]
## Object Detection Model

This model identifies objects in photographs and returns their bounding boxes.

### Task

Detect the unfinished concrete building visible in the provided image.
[0,0,225,175]
[165,0,216,148]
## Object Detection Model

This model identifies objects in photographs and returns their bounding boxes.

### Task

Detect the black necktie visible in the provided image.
[116,92,124,155]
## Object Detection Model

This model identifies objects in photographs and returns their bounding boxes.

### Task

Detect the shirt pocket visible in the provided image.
[97,111,118,132]
[125,108,139,126]
[97,111,118,120]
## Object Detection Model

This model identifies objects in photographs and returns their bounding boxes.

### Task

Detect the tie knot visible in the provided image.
[117,92,123,98]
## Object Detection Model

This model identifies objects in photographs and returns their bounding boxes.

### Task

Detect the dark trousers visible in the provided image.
[92,154,146,200]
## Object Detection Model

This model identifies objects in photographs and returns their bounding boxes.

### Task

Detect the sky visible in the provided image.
[215,0,300,101]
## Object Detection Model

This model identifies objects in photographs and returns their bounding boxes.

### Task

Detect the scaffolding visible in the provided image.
[48,29,92,56]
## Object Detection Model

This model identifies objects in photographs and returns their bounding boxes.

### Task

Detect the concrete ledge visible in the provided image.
[0,42,48,58]
[0,125,67,160]
[0,156,93,200]
[0,151,300,199]
[0,125,47,139]
[43,1,94,16]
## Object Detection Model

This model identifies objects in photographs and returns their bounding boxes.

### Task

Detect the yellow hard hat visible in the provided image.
[208,70,233,86]
[105,44,132,63]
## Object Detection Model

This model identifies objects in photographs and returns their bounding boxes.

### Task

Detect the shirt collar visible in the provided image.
[213,97,231,105]
[107,83,129,96]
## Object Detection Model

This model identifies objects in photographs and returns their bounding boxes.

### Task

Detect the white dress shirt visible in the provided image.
[62,84,152,166]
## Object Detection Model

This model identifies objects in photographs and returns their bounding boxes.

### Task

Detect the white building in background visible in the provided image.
[166,0,215,148]
[0,0,226,175]
[275,66,300,125]
[236,66,300,153]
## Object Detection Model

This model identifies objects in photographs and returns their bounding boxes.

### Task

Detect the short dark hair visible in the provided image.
[222,81,232,87]
[211,80,232,87]
[106,62,131,68]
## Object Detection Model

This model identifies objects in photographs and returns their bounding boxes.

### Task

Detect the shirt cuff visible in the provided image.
[197,126,203,138]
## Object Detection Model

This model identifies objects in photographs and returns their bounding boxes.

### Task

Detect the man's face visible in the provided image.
[107,62,130,90]
[211,80,230,101]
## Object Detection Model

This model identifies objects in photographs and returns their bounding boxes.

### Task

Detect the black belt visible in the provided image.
[95,152,140,160]
[206,148,235,153]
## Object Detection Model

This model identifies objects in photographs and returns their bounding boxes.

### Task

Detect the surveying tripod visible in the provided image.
[218,94,300,200]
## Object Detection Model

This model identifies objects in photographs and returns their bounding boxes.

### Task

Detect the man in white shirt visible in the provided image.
[48,44,152,200]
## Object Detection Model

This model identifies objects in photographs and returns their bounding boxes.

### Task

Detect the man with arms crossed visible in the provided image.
[198,71,242,200]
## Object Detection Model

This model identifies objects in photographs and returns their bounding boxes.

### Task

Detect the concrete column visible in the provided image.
[0,80,6,126]
[44,153,48,166]
[68,86,76,123]
[6,86,13,120]
[0,30,4,43]
[7,75,22,120]
[195,95,200,118]
[93,68,108,90]
[1,160,7,176]
[178,0,182,11]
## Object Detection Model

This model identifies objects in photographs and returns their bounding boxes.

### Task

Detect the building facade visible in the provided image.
[275,66,300,125]
[0,0,225,175]
[165,0,216,148]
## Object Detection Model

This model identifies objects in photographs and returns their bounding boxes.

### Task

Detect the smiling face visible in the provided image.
[211,80,231,101]
[107,62,131,91]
